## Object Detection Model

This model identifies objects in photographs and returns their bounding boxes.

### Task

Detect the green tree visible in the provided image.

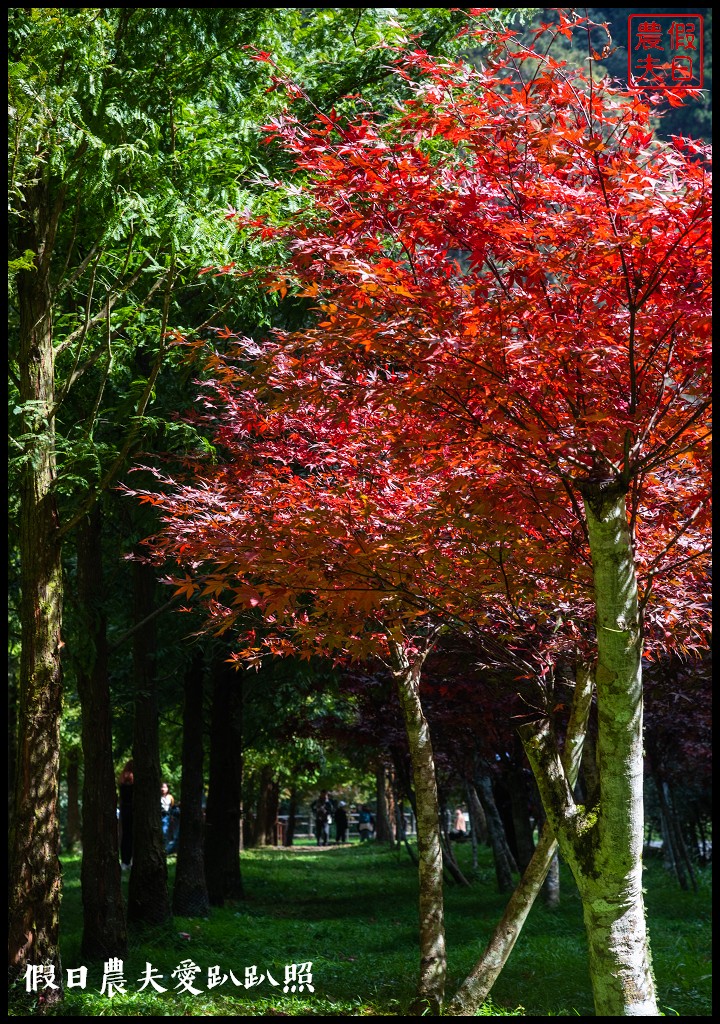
[9,6,504,990]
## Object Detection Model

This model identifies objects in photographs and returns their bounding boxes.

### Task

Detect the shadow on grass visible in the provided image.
[10,841,711,1017]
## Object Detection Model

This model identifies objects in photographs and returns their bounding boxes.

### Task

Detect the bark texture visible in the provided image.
[8,176,64,997]
[579,484,657,1015]
[520,485,658,1016]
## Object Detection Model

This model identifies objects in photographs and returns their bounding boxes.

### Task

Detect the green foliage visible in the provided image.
[8,249,36,276]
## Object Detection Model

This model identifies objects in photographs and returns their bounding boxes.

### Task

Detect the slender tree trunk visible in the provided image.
[521,485,658,1016]
[8,670,18,827]
[465,780,488,847]
[384,771,397,843]
[65,748,82,852]
[127,561,171,925]
[375,765,394,843]
[266,779,280,846]
[389,755,420,865]
[475,766,516,892]
[508,762,535,873]
[254,765,274,847]
[173,651,209,917]
[655,776,696,891]
[388,639,445,1014]
[441,831,472,887]
[543,850,560,908]
[466,783,480,871]
[9,177,64,997]
[534,802,562,907]
[285,786,297,847]
[446,662,593,1016]
[204,659,243,905]
[75,508,128,956]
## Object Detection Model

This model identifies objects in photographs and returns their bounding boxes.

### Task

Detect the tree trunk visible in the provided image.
[127,561,171,925]
[75,508,128,957]
[204,658,243,905]
[65,747,82,852]
[173,651,210,917]
[254,765,274,847]
[475,766,516,893]
[465,780,488,846]
[441,831,472,887]
[446,662,593,1016]
[533,801,561,907]
[389,754,420,865]
[266,779,280,845]
[655,776,696,891]
[388,639,446,1015]
[508,761,535,873]
[466,784,480,872]
[375,765,394,843]
[8,670,18,828]
[543,849,560,908]
[9,177,64,998]
[521,484,658,1016]
[285,786,297,847]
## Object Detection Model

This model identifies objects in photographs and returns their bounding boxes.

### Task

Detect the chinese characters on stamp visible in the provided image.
[628,14,704,89]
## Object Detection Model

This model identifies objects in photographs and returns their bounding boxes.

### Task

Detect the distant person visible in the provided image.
[313,790,333,846]
[335,801,349,844]
[118,760,134,870]
[160,782,175,850]
[452,805,468,840]
[358,804,375,842]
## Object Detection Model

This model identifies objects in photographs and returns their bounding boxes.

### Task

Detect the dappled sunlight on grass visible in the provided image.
[8,842,711,1016]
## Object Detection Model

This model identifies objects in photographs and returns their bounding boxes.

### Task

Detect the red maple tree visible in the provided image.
[131,12,711,1015]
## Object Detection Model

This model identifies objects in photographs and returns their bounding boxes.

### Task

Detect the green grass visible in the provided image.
[10,843,711,1016]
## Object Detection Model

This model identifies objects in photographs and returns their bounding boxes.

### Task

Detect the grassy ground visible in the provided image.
[11,841,711,1016]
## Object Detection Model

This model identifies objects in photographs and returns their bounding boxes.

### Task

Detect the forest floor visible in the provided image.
[10,840,712,1016]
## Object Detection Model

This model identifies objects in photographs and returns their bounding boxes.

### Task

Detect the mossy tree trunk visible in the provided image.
[388,638,446,1015]
[8,175,64,1000]
[520,485,658,1016]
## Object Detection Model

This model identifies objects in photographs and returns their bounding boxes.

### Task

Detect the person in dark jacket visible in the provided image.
[312,790,333,846]
[334,801,349,844]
